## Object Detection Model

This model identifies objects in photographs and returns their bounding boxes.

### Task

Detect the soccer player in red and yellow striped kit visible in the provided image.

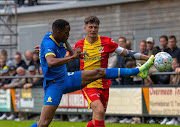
[75,16,150,127]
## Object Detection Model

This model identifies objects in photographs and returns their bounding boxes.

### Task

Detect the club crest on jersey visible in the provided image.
[99,46,104,53]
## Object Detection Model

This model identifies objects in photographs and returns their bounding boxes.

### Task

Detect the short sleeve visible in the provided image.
[44,41,56,58]
[108,38,119,53]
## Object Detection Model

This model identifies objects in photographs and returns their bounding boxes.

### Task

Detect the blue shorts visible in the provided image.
[43,71,82,106]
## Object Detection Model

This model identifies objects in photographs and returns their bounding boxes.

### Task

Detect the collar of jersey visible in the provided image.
[85,35,100,45]
[49,35,60,47]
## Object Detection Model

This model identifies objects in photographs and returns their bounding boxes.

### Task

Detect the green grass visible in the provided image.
[0,121,179,127]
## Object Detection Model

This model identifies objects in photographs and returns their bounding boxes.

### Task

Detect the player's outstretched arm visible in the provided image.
[115,46,149,61]
[46,48,81,67]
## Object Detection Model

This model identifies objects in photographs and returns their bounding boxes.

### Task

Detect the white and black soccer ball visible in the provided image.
[154,52,172,72]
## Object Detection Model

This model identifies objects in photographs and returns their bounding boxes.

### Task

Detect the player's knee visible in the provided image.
[96,108,105,116]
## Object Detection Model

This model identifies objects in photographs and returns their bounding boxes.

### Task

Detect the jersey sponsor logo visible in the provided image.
[83,56,102,62]
[67,72,74,76]
[99,46,104,53]
[47,96,52,102]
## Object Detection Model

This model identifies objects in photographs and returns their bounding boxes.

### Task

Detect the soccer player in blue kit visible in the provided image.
[31,19,154,127]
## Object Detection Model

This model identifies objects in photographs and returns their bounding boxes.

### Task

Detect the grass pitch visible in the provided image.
[0,121,178,127]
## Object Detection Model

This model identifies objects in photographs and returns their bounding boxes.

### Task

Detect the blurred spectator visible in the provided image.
[137,40,148,65]
[115,37,127,85]
[167,35,180,63]
[145,37,160,85]
[0,58,8,73]
[123,60,136,85]
[0,50,15,68]
[125,40,132,50]
[0,69,11,87]
[24,50,33,67]
[32,51,40,70]
[118,37,126,48]
[9,66,17,76]
[26,65,38,83]
[169,58,180,85]
[155,35,171,85]
[14,52,28,69]
[1,67,26,90]
[159,35,169,52]
[134,40,147,85]
[146,37,160,56]
[24,66,43,89]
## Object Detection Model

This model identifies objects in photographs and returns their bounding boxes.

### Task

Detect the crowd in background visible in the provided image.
[0,34,180,124]
[14,0,38,7]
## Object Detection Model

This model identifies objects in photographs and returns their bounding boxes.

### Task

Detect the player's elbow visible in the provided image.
[47,61,55,68]
[48,62,54,68]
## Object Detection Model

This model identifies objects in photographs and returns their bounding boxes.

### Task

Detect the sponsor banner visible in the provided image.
[56,108,92,113]
[59,90,89,108]
[14,88,43,112]
[106,88,142,114]
[149,87,180,115]
[0,89,11,112]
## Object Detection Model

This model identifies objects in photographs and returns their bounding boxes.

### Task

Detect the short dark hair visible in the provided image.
[52,19,69,30]
[118,37,127,42]
[169,35,177,41]
[139,40,146,45]
[159,35,168,42]
[84,16,100,25]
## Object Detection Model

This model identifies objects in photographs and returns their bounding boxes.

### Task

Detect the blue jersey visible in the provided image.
[40,32,67,82]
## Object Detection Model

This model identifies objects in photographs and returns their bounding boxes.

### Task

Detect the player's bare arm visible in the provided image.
[65,41,74,55]
[46,47,81,67]
[115,46,149,61]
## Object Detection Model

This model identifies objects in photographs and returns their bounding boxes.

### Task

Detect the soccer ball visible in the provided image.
[154,52,172,72]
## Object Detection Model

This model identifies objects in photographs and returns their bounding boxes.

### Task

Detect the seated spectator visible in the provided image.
[167,35,180,63]
[123,60,136,85]
[0,49,15,68]
[9,66,17,76]
[169,58,180,85]
[14,52,28,69]
[0,69,11,87]
[26,65,38,83]
[1,67,26,90]
[24,66,43,89]
[24,50,33,67]
[0,58,8,74]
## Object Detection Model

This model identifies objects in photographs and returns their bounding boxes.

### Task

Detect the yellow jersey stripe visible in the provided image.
[45,53,56,58]
[49,35,60,47]
[118,68,120,77]
[82,90,92,109]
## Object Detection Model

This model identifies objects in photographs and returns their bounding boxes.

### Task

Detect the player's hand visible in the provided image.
[79,52,89,58]
[34,45,40,53]
[73,47,82,59]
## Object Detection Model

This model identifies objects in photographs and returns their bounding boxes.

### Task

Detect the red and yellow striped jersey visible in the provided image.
[75,35,118,89]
